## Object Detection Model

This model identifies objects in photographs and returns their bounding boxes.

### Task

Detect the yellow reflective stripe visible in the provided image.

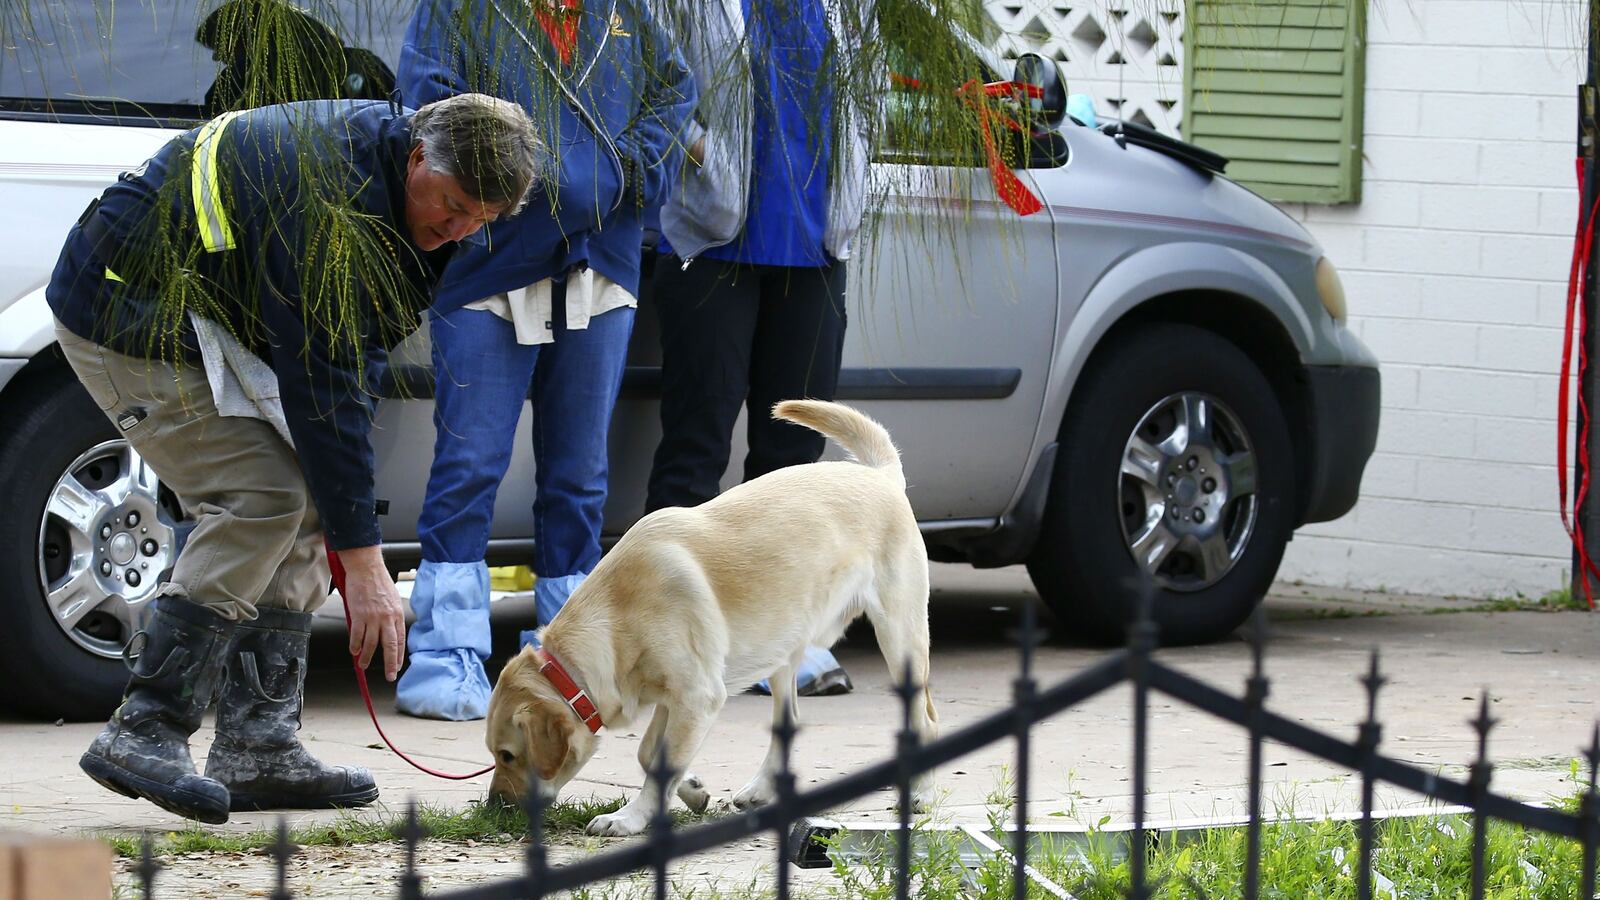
[103,267,124,283]
[190,110,246,253]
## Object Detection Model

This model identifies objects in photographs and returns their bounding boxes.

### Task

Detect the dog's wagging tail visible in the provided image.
[772,399,904,486]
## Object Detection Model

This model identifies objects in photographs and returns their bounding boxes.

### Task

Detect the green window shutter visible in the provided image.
[1183,0,1367,204]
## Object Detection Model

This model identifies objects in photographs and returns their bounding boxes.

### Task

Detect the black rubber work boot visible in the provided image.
[204,606,379,811]
[79,595,236,824]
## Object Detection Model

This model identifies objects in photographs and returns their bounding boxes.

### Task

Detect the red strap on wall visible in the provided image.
[1558,158,1600,608]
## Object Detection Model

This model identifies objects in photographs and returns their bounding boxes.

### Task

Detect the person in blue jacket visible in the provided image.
[48,95,540,822]
[396,0,695,720]
[646,0,878,697]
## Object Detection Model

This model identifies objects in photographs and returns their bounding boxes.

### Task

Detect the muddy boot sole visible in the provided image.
[228,783,380,812]
[81,752,231,824]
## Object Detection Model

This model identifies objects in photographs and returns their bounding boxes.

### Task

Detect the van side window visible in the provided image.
[0,0,403,123]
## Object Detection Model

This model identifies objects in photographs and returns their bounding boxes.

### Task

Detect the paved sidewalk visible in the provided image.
[0,565,1594,895]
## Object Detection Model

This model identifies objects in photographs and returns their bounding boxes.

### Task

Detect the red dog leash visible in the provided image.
[326,545,494,780]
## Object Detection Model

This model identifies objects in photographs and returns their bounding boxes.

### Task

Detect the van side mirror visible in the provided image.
[1013,53,1067,131]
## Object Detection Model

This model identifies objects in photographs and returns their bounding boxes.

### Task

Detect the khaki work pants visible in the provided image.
[54,320,329,621]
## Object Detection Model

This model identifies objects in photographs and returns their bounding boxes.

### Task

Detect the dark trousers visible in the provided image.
[646,255,848,512]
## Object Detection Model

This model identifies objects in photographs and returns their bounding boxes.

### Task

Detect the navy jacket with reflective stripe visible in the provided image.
[46,99,450,550]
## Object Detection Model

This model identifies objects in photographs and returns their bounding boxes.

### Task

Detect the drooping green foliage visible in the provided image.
[0,0,1056,373]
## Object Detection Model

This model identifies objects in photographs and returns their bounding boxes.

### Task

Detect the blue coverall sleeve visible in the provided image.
[615,1,697,208]
[399,0,473,108]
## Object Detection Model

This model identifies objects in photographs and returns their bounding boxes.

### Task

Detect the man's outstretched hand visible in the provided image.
[336,545,406,681]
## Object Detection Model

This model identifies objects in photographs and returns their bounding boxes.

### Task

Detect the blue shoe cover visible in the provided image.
[516,572,587,652]
[395,649,492,720]
[753,646,853,696]
[397,560,492,720]
[534,572,587,627]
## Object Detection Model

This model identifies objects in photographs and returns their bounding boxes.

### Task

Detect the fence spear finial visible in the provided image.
[136,831,161,900]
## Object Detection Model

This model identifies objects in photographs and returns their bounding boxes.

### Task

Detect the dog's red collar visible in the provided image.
[537,649,603,734]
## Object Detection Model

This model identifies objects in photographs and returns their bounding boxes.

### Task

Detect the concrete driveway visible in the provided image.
[1,564,1595,895]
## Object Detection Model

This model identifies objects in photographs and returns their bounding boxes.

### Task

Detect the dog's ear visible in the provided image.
[527,697,577,782]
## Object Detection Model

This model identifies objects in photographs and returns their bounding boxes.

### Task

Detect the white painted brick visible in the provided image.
[1306,182,1422,228]
[1362,227,1482,277]
[1424,2,1581,49]
[1535,188,1581,237]
[1533,368,1578,417]
[1413,457,1552,510]
[1420,92,1539,140]
[1299,221,1367,267]
[1379,363,1423,407]
[1343,270,1426,318]
[1373,409,1476,457]
[1278,537,1568,597]
[1536,280,1578,328]
[1418,367,1541,415]
[1419,275,1540,325]
[1362,318,1480,367]
[1363,90,1423,138]
[1537,95,1579,144]
[1474,415,1554,464]
[1480,140,1582,188]
[1365,5,1428,43]
[1478,233,1576,281]
[1476,48,1583,96]
[1354,497,1477,549]
[1362,136,1481,185]
[1366,47,1484,94]
[1419,185,1541,233]
[1475,323,1565,374]
[1358,452,1420,498]
[1469,505,1570,556]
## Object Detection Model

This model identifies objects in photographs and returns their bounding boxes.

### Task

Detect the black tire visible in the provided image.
[0,372,179,721]
[1028,323,1295,645]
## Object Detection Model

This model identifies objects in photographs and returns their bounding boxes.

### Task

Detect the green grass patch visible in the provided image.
[827,814,1590,899]
[1426,586,1593,615]
[100,795,717,859]
[829,785,1595,899]
[1034,813,1586,899]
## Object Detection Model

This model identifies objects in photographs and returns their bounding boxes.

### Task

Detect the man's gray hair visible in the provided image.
[412,93,541,215]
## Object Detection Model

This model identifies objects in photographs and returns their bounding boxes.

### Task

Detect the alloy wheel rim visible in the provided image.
[1117,392,1258,592]
[36,440,180,658]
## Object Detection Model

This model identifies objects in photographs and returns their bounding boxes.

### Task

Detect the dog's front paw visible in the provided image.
[731,775,775,811]
[586,808,650,837]
[676,773,711,814]
[905,779,937,815]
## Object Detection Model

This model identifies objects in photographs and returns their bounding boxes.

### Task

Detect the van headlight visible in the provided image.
[1315,257,1347,323]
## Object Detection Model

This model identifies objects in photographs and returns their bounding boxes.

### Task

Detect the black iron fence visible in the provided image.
[131,593,1600,899]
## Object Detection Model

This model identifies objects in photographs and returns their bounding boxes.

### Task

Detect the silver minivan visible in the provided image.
[0,1,1378,721]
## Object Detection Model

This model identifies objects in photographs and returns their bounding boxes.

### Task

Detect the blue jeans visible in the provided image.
[397,297,634,720]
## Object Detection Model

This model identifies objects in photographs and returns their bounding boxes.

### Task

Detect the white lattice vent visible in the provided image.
[983,0,1185,135]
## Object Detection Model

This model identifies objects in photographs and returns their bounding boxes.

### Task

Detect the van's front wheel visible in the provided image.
[1028,324,1296,645]
[0,371,185,720]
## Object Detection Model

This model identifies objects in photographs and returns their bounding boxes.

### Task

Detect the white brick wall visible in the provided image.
[988,0,1588,596]
[1279,0,1587,597]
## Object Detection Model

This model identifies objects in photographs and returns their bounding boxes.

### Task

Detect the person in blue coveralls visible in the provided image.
[394,0,695,720]
[645,0,877,696]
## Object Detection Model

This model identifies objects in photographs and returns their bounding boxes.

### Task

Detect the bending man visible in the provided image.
[48,94,539,822]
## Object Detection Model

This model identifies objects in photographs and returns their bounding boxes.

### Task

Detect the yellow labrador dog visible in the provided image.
[485,400,938,836]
